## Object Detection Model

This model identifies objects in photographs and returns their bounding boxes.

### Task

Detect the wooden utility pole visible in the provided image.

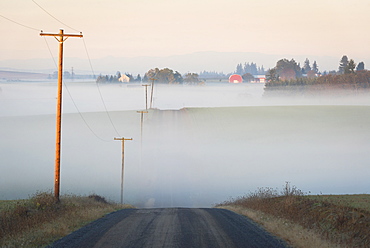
[114,137,133,204]
[142,84,150,110]
[40,29,83,202]
[149,78,157,109]
[136,111,148,141]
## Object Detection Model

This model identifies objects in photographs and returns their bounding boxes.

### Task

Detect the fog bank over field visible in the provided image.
[1,82,370,207]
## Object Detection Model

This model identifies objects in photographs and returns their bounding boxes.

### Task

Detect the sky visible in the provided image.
[1,0,370,69]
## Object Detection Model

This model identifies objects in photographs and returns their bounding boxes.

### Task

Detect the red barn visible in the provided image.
[229,74,243,83]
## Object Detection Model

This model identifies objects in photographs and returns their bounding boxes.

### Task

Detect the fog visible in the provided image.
[1,81,370,207]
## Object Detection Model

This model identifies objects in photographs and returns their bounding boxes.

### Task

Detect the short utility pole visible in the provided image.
[114,137,133,204]
[142,84,150,110]
[137,111,148,142]
[40,29,83,202]
[149,78,157,109]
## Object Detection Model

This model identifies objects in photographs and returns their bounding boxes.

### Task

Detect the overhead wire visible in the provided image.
[31,0,80,33]
[43,34,112,142]
[82,39,121,137]
[2,2,121,141]
[32,0,123,138]
[0,14,41,31]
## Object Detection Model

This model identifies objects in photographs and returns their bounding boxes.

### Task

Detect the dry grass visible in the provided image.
[216,182,370,248]
[220,205,340,248]
[0,192,134,248]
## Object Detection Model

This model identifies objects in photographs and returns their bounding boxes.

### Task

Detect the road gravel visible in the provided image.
[48,208,288,248]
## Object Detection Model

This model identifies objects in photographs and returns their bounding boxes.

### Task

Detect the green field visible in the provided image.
[306,194,370,211]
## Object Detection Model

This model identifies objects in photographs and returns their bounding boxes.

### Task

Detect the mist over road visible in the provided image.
[49,208,287,248]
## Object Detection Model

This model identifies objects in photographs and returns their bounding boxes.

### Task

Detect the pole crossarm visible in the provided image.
[40,31,83,38]
[114,137,133,141]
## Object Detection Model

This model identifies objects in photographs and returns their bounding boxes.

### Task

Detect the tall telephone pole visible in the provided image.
[114,137,133,204]
[40,29,83,202]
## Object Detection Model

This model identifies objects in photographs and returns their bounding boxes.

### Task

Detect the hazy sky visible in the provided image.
[1,0,370,61]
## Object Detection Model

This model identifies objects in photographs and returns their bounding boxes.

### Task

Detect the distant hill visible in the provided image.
[0,51,362,76]
[0,70,49,80]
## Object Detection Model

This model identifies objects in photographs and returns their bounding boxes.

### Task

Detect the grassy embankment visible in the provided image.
[217,183,370,248]
[0,192,133,247]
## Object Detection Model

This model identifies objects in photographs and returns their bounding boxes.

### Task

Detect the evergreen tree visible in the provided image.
[250,62,258,75]
[116,71,121,79]
[339,55,349,74]
[259,65,265,75]
[303,58,311,73]
[312,61,319,73]
[136,74,142,82]
[356,62,365,71]
[236,63,243,75]
[344,59,356,74]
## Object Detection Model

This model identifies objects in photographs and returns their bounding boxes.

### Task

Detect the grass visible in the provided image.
[216,182,370,248]
[305,194,370,212]
[0,191,134,248]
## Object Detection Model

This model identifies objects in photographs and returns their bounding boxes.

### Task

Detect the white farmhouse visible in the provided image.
[118,74,130,83]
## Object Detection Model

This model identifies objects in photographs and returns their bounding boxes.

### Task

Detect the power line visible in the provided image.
[82,38,122,137]
[31,0,80,32]
[43,32,111,142]
[43,37,57,68]
[31,0,121,139]
[2,1,121,140]
[82,38,96,78]
[32,0,121,137]
[63,82,112,142]
[0,14,41,31]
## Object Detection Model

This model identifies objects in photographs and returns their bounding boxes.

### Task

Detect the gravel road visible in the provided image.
[48,208,288,248]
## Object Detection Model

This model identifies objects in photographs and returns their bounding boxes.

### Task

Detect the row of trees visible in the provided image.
[235,62,265,75]
[265,56,369,94]
[199,71,228,79]
[96,71,142,83]
[96,68,202,84]
[266,56,366,82]
[338,55,365,74]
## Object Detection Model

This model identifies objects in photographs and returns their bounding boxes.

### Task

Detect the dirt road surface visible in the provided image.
[48,208,288,248]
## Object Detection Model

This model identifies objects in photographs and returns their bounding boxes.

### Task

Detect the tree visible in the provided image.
[242,73,255,82]
[236,63,243,75]
[136,74,142,82]
[266,68,279,81]
[356,62,365,71]
[142,74,149,82]
[275,58,302,80]
[144,68,183,84]
[312,61,318,73]
[303,58,311,74]
[258,65,265,75]
[174,71,183,84]
[184,73,199,84]
[344,59,356,74]
[339,55,349,74]
[116,71,121,79]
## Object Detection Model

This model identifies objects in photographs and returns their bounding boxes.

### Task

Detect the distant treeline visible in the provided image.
[265,70,370,96]
[235,62,265,75]
[96,68,203,84]
[96,72,141,83]
[264,55,369,95]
